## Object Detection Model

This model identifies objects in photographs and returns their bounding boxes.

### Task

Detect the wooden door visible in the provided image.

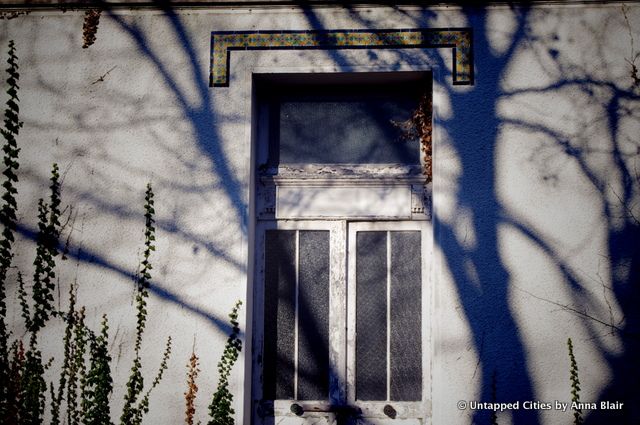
[252,220,430,425]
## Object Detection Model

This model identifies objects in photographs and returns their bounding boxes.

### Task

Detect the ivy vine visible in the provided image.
[0,39,22,421]
[120,183,172,425]
[83,314,114,425]
[208,300,242,425]
[567,338,583,425]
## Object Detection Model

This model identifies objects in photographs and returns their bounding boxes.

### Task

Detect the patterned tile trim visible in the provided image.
[210,28,473,87]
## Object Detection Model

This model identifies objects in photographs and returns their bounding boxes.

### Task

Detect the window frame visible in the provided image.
[250,71,435,424]
[254,71,432,172]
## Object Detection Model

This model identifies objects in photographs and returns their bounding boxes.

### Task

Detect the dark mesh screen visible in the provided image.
[390,231,422,401]
[263,230,296,400]
[263,228,423,402]
[297,231,330,400]
[276,99,420,165]
[355,231,388,401]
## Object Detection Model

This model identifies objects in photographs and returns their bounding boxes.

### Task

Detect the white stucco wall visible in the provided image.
[1,2,639,424]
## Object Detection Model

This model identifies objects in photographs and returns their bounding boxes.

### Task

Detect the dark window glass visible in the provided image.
[262,81,426,167]
[276,98,420,164]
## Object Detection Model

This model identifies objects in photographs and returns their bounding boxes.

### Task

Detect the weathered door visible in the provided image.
[345,221,429,425]
[252,220,430,425]
[252,72,432,424]
[253,220,347,425]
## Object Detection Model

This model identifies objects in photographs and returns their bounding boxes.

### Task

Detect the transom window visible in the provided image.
[256,72,430,173]
[267,84,422,166]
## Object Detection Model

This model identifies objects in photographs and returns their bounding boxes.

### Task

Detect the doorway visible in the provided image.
[251,72,432,424]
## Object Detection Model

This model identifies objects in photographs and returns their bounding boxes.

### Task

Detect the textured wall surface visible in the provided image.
[0,2,639,424]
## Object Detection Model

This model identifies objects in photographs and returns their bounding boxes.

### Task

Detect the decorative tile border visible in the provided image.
[210,28,473,87]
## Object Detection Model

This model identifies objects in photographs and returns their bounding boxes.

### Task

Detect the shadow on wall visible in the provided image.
[432,7,541,424]
[5,1,640,424]
[291,4,541,424]
[299,3,640,424]
[5,1,250,334]
[426,4,639,425]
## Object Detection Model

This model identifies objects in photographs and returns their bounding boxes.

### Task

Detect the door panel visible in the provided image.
[389,231,422,402]
[262,229,332,400]
[254,221,345,425]
[254,221,429,425]
[347,222,429,425]
[355,230,423,402]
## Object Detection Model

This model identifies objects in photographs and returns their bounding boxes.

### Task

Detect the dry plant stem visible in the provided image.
[413,93,433,182]
[622,5,640,88]
[82,9,101,49]
[185,351,200,425]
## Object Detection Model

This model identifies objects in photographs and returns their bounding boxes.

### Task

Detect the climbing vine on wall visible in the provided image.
[120,183,173,425]
[0,40,175,424]
[567,338,583,425]
[15,162,62,424]
[208,300,243,425]
[83,314,114,425]
[0,38,251,425]
[0,39,21,422]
